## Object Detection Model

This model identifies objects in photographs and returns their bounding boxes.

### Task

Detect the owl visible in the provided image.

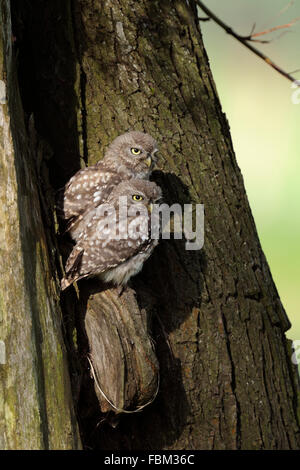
[61,179,162,291]
[60,131,158,241]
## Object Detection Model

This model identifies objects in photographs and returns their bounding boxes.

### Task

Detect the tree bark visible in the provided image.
[0,0,81,449]
[2,0,300,450]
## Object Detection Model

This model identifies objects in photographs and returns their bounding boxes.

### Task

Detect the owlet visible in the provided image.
[59,131,158,241]
[61,179,162,290]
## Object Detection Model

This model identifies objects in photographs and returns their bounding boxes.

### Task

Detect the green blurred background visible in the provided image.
[200,0,300,340]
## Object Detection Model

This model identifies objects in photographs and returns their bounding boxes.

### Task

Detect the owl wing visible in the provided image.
[61,213,154,290]
[58,163,122,237]
[59,164,121,220]
[60,246,85,291]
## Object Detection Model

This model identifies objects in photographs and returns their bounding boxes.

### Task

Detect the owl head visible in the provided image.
[103,131,158,178]
[107,179,162,211]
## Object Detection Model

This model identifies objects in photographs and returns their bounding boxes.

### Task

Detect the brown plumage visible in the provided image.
[59,131,158,241]
[61,179,162,290]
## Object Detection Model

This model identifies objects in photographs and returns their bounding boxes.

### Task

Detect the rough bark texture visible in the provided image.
[0,0,81,449]
[2,0,300,450]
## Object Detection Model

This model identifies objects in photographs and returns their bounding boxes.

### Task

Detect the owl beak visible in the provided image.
[148,203,153,213]
[145,154,152,168]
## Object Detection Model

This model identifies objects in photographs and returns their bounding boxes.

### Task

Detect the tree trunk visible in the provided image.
[2,0,300,450]
[0,0,81,449]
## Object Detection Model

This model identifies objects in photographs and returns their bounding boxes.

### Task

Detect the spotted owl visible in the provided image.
[60,131,158,241]
[61,179,162,291]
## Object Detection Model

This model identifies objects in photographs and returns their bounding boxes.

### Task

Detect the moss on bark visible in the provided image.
[0,0,81,449]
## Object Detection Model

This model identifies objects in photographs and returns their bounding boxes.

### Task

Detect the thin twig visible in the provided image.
[279,0,295,17]
[252,17,300,38]
[250,22,256,37]
[245,30,292,45]
[195,0,299,85]
[289,68,300,74]
[261,0,295,30]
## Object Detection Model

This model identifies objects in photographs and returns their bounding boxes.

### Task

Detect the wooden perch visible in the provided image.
[81,284,159,414]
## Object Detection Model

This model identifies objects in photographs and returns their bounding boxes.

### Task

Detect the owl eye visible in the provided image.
[132,194,144,202]
[131,148,141,155]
